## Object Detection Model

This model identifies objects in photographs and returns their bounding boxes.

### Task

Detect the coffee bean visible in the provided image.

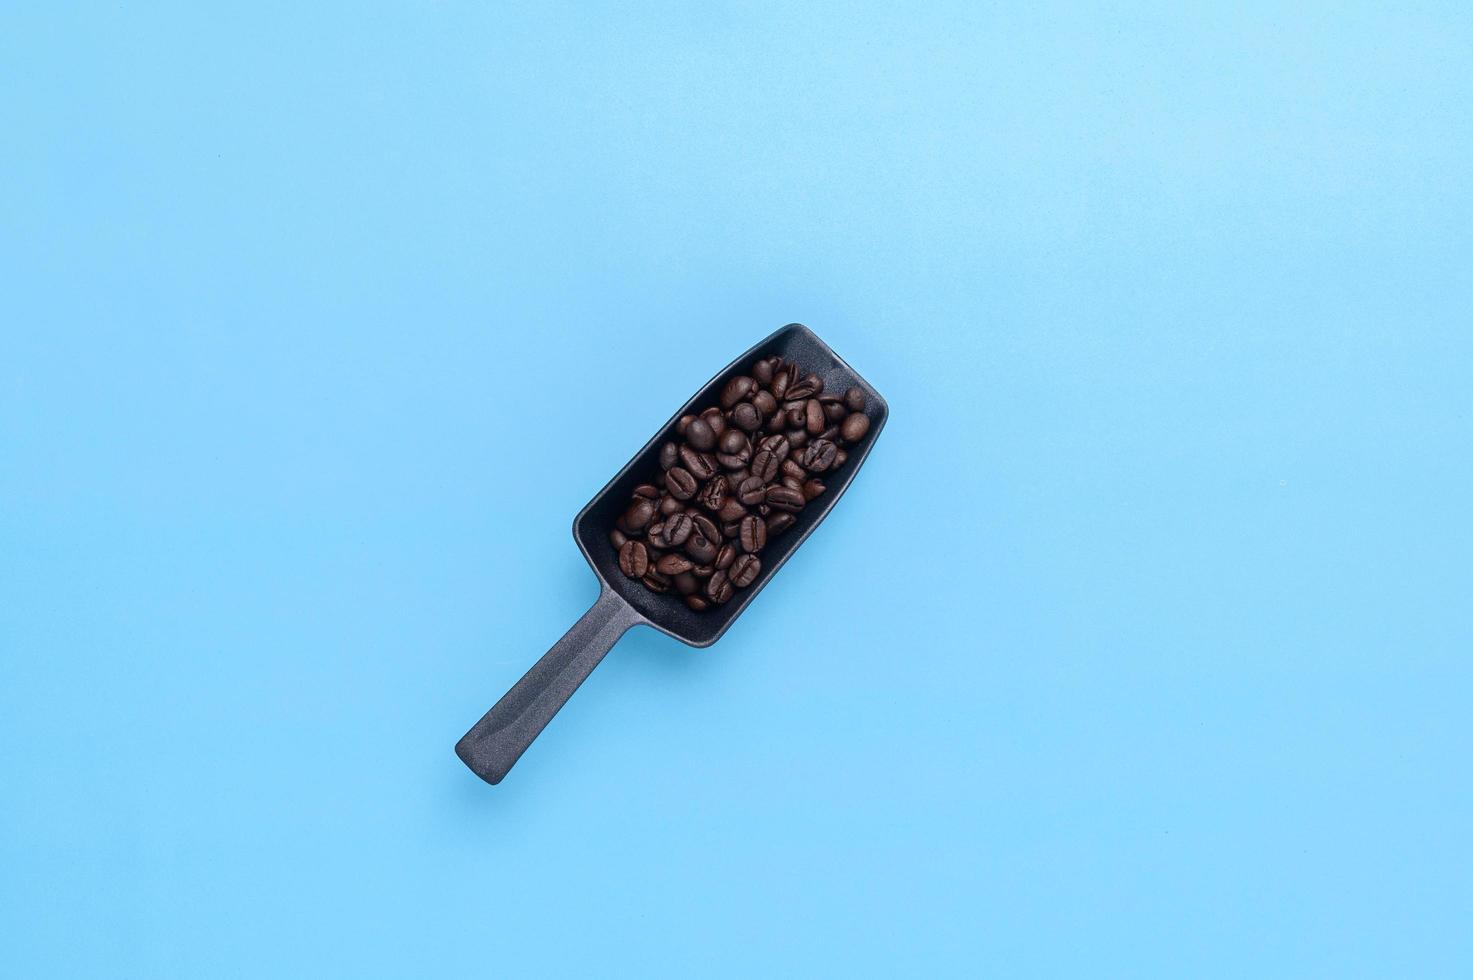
[758,433,791,462]
[739,514,767,552]
[646,521,671,548]
[685,594,709,611]
[641,572,670,593]
[609,528,628,549]
[674,571,698,595]
[717,498,747,523]
[770,364,793,399]
[753,359,774,384]
[685,532,718,564]
[691,563,714,578]
[841,412,870,442]
[766,512,796,536]
[679,445,717,480]
[697,475,728,511]
[751,448,780,482]
[819,425,840,443]
[720,429,749,456]
[677,414,695,435]
[786,374,822,400]
[634,483,660,499]
[766,485,806,512]
[666,467,697,499]
[731,402,761,432]
[824,401,847,423]
[686,417,716,451]
[659,441,679,469]
[664,512,693,547]
[832,449,848,468]
[737,475,766,505]
[787,429,809,449]
[781,458,807,482]
[729,553,760,587]
[656,553,693,575]
[721,376,756,408]
[617,541,648,577]
[764,411,786,433]
[700,406,727,437]
[715,542,737,570]
[844,387,865,411]
[722,520,742,538]
[785,406,805,428]
[624,498,655,530]
[690,512,720,544]
[659,495,682,515]
[705,571,734,604]
[798,439,837,472]
[802,478,826,501]
[782,475,804,491]
[805,398,826,435]
[753,390,777,418]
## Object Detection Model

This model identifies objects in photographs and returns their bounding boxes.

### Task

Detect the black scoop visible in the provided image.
[455,323,888,783]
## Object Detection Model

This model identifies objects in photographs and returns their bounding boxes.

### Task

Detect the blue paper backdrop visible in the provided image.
[3,3,1469,976]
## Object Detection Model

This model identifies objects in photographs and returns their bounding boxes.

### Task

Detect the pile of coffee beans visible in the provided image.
[610,356,870,611]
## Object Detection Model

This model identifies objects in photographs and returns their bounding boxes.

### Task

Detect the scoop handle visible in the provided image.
[455,588,641,784]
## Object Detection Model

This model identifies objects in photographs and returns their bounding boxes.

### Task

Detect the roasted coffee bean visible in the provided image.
[824,401,847,423]
[717,498,747,523]
[729,553,760,588]
[673,571,698,595]
[841,412,870,442]
[737,475,766,505]
[781,458,807,481]
[634,483,660,499]
[832,449,848,468]
[685,532,718,564]
[766,512,796,536]
[739,514,767,552]
[785,406,806,428]
[663,512,693,547]
[786,374,821,400]
[751,448,780,482]
[753,390,777,418]
[758,433,791,462]
[642,573,670,593]
[614,512,631,535]
[609,528,629,549]
[753,358,774,384]
[690,512,720,544]
[731,401,761,432]
[715,543,737,570]
[700,406,727,437]
[697,475,728,511]
[666,466,697,499]
[646,521,671,549]
[844,387,865,411]
[782,474,804,491]
[618,541,649,577]
[721,376,756,408]
[766,485,806,512]
[819,425,840,442]
[677,414,695,435]
[685,594,709,611]
[805,398,826,435]
[770,367,791,399]
[659,441,679,469]
[686,417,716,451]
[691,563,714,578]
[705,571,734,604]
[764,411,786,433]
[799,439,837,472]
[719,429,749,456]
[659,495,682,516]
[656,553,693,575]
[679,445,717,480]
[625,498,655,530]
[802,478,826,501]
[788,428,809,449]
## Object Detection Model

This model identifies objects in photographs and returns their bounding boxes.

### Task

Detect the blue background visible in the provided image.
[3,3,1470,976]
